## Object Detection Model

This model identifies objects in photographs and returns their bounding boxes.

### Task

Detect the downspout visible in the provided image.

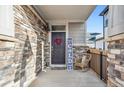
[103,15,105,50]
[95,37,96,48]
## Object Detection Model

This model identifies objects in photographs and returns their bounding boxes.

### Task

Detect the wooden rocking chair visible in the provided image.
[74,53,92,72]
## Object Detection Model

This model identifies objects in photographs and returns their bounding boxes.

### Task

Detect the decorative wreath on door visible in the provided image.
[54,37,62,45]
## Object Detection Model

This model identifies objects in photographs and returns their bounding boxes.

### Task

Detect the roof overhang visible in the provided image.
[99,6,109,16]
[33,5,96,21]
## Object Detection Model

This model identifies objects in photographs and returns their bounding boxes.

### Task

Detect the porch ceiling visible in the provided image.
[33,5,96,21]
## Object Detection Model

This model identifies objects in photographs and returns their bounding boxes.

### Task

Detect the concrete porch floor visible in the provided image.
[29,69,106,87]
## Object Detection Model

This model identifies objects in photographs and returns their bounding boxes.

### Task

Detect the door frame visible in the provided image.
[50,31,67,67]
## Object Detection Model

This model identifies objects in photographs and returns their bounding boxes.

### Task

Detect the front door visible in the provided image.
[51,32,66,65]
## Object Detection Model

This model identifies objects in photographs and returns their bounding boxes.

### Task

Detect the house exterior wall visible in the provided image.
[107,5,124,87]
[108,5,124,36]
[48,21,86,68]
[14,5,49,86]
[96,38,108,50]
[0,40,15,87]
[86,33,95,48]
[0,5,49,87]
[96,39,104,49]
[104,28,109,50]
[68,22,86,46]
[0,6,14,36]
[104,11,109,50]
[48,20,86,46]
[68,22,87,69]
[48,20,87,67]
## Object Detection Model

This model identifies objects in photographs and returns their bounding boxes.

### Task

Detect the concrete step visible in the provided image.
[51,67,66,70]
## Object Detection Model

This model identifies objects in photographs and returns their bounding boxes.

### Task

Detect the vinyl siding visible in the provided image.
[0,6,14,36]
[68,22,86,45]
[108,5,124,36]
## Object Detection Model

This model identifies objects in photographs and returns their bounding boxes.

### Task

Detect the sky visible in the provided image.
[86,5,107,37]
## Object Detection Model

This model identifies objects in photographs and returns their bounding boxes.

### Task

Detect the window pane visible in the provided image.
[52,25,66,31]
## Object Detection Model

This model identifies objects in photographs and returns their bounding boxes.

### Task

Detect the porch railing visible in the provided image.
[89,49,108,83]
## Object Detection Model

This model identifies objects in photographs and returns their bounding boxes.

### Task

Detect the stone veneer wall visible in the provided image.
[0,40,15,86]
[107,39,124,87]
[44,42,50,68]
[0,5,50,87]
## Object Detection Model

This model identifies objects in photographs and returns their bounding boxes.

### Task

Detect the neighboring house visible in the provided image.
[96,37,104,50]
[96,6,109,50]
[86,32,97,48]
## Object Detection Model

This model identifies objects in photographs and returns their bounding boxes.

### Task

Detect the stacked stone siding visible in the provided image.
[0,40,15,86]
[73,46,89,58]
[14,5,49,86]
[107,40,124,87]
[44,42,50,67]
[0,5,50,87]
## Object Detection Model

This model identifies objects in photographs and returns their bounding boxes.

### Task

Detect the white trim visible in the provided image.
[68,19,85,23]
[50,64,66,68]
[49,20,67,67]
[51,31,66,32]
[84,21,87,46]
[42,41,46,72]
[65,20,69,66]
[49,32,52,67]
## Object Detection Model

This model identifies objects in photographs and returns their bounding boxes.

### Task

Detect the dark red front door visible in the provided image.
[51,32,65,64]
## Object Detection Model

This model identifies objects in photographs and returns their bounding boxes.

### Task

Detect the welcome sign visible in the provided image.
[67,38,73,71]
